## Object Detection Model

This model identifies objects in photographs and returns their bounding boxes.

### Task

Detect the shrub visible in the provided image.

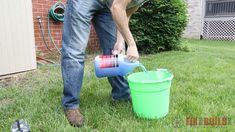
[130,0,188,54]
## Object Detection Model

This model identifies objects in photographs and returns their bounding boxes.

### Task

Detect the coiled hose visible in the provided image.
[48,2,66,54]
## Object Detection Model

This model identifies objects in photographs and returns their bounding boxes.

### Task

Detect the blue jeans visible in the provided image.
[61,0,130,109]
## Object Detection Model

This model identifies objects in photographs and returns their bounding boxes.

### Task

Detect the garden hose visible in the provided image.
[48,2,66,54]
[37,16,53,52]
[48,2,65,22]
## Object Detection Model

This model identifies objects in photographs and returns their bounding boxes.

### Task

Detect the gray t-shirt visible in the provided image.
[101,0,148,9]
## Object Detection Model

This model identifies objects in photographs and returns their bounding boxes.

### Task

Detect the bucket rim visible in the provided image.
[127,71,174,84]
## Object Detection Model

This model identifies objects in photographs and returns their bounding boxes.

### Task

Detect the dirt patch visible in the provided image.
[0,72,29,88]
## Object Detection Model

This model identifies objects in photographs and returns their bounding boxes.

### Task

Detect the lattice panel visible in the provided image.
[203,19,235,40]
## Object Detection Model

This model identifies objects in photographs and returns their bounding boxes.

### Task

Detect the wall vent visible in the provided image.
[205,0,235,17]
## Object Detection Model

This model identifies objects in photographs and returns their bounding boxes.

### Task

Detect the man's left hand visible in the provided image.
[112,42,125,55]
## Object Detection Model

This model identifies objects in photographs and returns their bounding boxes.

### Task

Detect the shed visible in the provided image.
[0,0,36,77]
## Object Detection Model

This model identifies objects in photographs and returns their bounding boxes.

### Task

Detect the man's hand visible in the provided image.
[112,42,124,55]
[113,30,125,55]
[127,44,139,62]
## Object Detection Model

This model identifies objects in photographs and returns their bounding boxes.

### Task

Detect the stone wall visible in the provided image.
[183,0,204,39]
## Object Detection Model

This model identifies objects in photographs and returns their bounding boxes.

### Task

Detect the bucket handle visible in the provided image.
[156,68,168,71]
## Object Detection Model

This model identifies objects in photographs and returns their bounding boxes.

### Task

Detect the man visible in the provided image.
[61,0,147,127]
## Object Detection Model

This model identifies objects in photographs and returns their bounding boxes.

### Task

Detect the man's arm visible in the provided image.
[110,0,139,62]
[113,7,138,55]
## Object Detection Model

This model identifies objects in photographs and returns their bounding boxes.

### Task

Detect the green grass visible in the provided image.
[0,39,235,131]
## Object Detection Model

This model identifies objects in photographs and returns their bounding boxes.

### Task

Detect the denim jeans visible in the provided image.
[61,0,130,109]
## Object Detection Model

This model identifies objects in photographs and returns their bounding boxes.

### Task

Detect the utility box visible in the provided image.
[0,0,36,76]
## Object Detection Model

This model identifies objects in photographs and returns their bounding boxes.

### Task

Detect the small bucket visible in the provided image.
[127,69,174,119]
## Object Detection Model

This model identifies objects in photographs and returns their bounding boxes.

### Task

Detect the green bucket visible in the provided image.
[127,69,174,119]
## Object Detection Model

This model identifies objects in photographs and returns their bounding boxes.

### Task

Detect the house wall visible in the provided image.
[183,0,204,39]
[32,0,100,55]
[0,0,36,76]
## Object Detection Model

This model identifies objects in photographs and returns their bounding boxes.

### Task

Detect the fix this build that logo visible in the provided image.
[186,117,232,127]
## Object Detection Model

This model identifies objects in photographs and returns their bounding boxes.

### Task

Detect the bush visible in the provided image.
[130,0,187,54]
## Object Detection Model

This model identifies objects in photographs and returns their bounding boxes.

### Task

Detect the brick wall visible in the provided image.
[32,0,100,55]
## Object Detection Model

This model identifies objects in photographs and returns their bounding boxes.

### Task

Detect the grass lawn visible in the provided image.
[0,39,234,131]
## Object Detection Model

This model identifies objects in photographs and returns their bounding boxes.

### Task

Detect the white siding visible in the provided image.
[0,0,36,76]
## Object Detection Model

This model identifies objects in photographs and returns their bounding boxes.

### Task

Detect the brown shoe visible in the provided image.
[64,108,85,127]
